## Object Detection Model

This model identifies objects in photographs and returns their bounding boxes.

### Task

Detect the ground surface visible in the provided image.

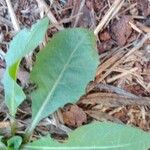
[0,0,150,140]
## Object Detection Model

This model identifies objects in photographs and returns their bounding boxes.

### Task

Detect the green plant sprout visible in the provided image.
[0,17,150,150]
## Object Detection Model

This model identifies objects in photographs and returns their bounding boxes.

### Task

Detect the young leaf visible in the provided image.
[23,122,150,150]
[27,28,99,133]
[2,17,49,116]
[0,136,7,150]
[7,136,22,150]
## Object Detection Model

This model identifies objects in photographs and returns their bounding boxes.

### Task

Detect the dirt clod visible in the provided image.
[63,105,87,127]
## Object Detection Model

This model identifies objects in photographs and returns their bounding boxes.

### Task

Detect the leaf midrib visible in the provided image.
[23,143,132,150]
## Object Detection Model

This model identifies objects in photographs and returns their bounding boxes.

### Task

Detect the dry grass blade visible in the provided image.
[86,82,137,98]
[36,0,63,30]
[124,33,150,57]
[136,22,150,33]
[73,0,85,27]
[96,51,124,76]
[96,54,125,83]
[94,0,124,35]
[129,22,143,33]
[104,0,124,28]
[0,16,12,27]
[5,0,20,32]
[96,33,150,83]
[86,110,123,123]
[79,93,150,107]
[107,67,138,83]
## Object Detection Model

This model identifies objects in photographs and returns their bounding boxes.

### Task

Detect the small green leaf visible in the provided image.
[27,28,99,133]
[7,136,22,150]
[0,136,7,150]
[2,17,49,116]
[23,122,150,150]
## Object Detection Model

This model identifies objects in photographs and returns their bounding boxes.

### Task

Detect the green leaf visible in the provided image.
[23,122,150,150]
[2,17,49,116]
[28,28,99,133]
[7,136,22,150]
[0,136,7,150]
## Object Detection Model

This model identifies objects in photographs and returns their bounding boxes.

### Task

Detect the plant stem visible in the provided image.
[23,130,31,144]
[10,118,17,136]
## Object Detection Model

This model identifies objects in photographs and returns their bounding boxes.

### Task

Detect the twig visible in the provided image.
[0,49,5,60]
[0,16,12,27]
[104,0,124,29]
[124,32,150,57]
[129,21,143,33]
[96,51,124,76]
[73,0,85,27]
[35,0,63,30]
[86,110,123,124]
[136,22,150,33]
[94,0,124,35]
[107,67,138,83]
[5,0,20,32]
[118,2,137,16]
[86,82,137,98]
[80,92,150,107]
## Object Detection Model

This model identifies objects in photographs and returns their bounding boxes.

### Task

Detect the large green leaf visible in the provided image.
[2,17,49,116]
[23,122,150,150]
[27,28,99,133]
